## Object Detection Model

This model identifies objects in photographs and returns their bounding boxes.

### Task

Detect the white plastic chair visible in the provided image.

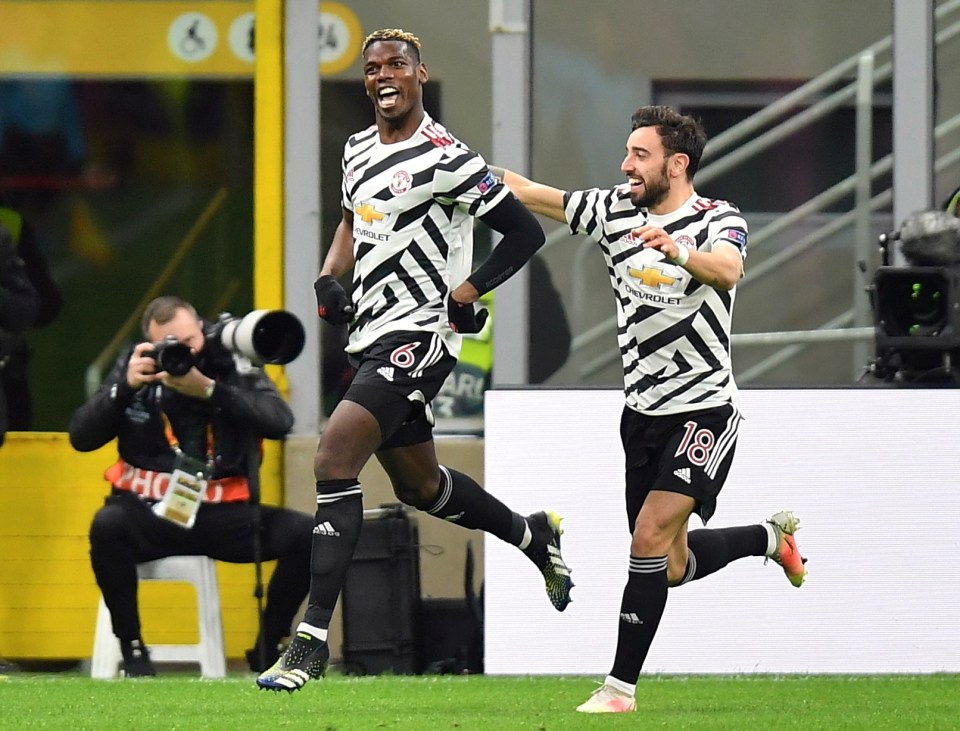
[90,556,227,679]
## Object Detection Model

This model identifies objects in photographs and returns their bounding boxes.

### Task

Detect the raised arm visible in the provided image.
[491,167,567,224]
[68,351,131,452]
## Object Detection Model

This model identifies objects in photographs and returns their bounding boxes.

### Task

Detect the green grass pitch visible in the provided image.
[1,672,958,730]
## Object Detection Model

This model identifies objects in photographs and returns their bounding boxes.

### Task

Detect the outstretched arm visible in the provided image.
[491,167,567,224]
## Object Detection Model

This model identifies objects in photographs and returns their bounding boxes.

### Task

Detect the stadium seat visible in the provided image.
[90,556,226,679]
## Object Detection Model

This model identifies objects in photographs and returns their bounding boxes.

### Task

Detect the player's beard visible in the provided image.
[631,159,670,209]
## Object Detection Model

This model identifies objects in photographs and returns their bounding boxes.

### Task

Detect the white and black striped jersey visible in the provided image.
[564,187,748,415]
[340,113,509,357]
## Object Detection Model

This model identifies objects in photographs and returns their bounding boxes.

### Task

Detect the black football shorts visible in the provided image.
[621,402,742,528]
[342,331,456,450]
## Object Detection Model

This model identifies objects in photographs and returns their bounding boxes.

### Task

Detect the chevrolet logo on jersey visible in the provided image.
[355,203,385,224]
[628,266,677,290]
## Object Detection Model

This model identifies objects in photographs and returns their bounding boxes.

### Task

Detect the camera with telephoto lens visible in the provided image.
[145,335,196,377]
[146,310,306,377]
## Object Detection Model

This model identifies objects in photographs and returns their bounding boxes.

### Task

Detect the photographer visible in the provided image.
[69,296,312,677]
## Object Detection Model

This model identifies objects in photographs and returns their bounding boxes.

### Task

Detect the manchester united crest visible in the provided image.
[390,170,412,195]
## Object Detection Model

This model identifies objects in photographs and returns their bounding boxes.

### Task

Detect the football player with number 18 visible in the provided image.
[496,105,808,713]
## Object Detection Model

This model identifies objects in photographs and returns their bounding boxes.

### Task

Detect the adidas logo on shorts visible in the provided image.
[313,521,340,537]
[673,467,691,484]
[377,366,395,382]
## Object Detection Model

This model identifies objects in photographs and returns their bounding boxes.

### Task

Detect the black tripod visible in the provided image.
[245,428,268,672]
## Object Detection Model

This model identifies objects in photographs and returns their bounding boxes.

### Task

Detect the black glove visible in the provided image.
[314,275,354,325]
[447,296,488,334]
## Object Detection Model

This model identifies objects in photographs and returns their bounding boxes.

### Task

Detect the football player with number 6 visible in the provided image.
[257,28,573,693]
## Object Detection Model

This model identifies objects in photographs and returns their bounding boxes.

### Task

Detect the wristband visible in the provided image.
[203,381,216,400]
[671,245,690,267]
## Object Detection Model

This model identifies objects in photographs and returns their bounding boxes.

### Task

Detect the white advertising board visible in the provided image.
[484,389,960,674]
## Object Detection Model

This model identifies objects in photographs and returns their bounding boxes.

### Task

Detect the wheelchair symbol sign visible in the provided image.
[168,13,218,63]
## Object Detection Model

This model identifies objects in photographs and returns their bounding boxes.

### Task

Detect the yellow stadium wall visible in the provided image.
[0,432,284,661]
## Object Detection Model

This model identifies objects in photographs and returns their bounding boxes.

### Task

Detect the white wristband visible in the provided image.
[671,245,690,267]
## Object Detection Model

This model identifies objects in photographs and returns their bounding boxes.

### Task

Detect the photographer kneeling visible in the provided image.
[69,296,312,677]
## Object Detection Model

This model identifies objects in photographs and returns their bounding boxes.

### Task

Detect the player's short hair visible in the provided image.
[141,296,198,337]
[362,28,422,63]
[631,105,707,179]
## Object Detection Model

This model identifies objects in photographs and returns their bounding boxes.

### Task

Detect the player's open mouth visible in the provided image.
[628,177,644,192]
[378,87,400,108]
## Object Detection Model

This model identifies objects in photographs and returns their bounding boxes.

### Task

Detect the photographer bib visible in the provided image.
[152,451,209,528]
[151,413,214,529]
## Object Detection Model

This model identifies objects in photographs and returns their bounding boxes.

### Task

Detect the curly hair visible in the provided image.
[631,105,707,179]
[362,28,422,63]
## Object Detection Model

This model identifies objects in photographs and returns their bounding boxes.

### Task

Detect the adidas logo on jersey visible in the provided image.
[313,521,340,537]
[619,612,643,625]
[377,366,395,382]
[673,467,691,484]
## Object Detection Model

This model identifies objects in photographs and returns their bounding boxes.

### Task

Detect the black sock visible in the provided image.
[301,479,363,630]
[680,525,767,584]
[119,637,147,658]
[426,465,526,544]
[609,556,668,685]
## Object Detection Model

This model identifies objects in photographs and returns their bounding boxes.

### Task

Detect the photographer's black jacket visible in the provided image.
[69,347,294,483]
